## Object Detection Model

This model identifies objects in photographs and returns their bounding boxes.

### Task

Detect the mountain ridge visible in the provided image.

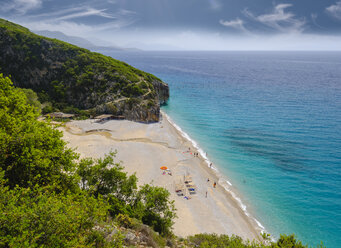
[34,30,140,52]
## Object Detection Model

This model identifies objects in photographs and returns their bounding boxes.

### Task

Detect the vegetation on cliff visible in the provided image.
[0,18,169,122]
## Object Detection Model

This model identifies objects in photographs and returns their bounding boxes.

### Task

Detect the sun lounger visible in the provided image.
[188,185,197,194]
[184,175,193,184]
[175,181,185,196]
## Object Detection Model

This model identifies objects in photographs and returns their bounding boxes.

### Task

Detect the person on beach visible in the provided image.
[205,191,207,198]
[213,182,216,188]
[210,163,212,168]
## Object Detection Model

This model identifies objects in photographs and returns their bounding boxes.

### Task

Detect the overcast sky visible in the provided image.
[1,0,341,50]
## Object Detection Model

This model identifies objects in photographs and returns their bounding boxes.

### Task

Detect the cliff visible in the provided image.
[0,19,169,122]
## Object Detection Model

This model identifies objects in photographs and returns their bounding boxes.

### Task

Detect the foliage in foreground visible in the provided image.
[187,233,325,248]
[77,153,176,236]
[0,74,78,191]
[0,173,115,247]
[0,73,175,246]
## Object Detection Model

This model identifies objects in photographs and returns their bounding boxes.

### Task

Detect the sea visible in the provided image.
[103,51,341,248]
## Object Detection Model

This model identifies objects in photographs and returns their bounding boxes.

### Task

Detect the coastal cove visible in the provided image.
[60,115,261,241]
[1,13,340,247]
[97,51,341,247]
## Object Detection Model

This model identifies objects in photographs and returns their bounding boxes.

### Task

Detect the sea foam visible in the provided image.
[162,111,268,236]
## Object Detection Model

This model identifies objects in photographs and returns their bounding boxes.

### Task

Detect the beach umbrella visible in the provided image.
[160,166,168,170]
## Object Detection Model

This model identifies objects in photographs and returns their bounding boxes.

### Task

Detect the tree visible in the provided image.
[136,184,176,236]
[187,233,318,248]
[274,234,307,248]
[77,152,176,236]
[17,88,41,112]
[77,152,139,218]
[0,171,116,248]
[77,151,138,201]
[0,74,78,191]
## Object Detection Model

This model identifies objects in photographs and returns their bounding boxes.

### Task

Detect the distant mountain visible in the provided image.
[0,18,168,122]
[34,30,96,48]
[34,30,140,52]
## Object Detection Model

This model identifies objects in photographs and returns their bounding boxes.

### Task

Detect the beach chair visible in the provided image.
[174,178,185,196]
[185,182,195,187]
[175,183,185,196]
[183,174,197,194]
[187,184,197,194]
[184,175,193,184]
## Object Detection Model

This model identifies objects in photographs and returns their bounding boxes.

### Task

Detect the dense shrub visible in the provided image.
[0,74,78,191]
[17,88,41,112]
[42,104,55,114]
[0,177,111,247]
[77,152,176,236]
[187,233,325,248]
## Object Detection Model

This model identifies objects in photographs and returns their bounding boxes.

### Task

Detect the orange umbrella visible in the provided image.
[160,166,168,170]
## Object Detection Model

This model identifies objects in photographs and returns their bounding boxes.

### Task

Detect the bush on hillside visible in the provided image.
[0,74,78,191]
[0,174,114,247]
[76,152,176,236]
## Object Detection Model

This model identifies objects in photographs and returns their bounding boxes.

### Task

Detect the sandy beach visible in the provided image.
[59,112,261,241]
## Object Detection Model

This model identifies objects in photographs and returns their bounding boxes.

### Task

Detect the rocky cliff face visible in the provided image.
[0,19,169,122]
[151,79,169,105]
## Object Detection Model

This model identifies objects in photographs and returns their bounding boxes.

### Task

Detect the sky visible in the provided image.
[1,0,341,50]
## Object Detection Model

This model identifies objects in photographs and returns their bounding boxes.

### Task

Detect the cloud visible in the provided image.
[15,7,137,39]
[53,8,116,21]
[3,0,42,14]
[28,6,130,21]
[244,4,306,33]
[209,0,221,10]
[311,13,325,29]
[108,30,341,51]
[219,18,249,33]
[18,19,134,38]
[24,21,94,37]
[18,5,137,36]
[326,1,341,20]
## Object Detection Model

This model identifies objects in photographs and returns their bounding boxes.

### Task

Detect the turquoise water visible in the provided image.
[106,51,341,247]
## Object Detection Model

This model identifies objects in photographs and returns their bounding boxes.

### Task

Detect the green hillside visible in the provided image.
[0,18,169,122]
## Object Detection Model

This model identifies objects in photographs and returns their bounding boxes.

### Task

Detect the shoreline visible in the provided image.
[59,113,263,241]
[161,111,266,237]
